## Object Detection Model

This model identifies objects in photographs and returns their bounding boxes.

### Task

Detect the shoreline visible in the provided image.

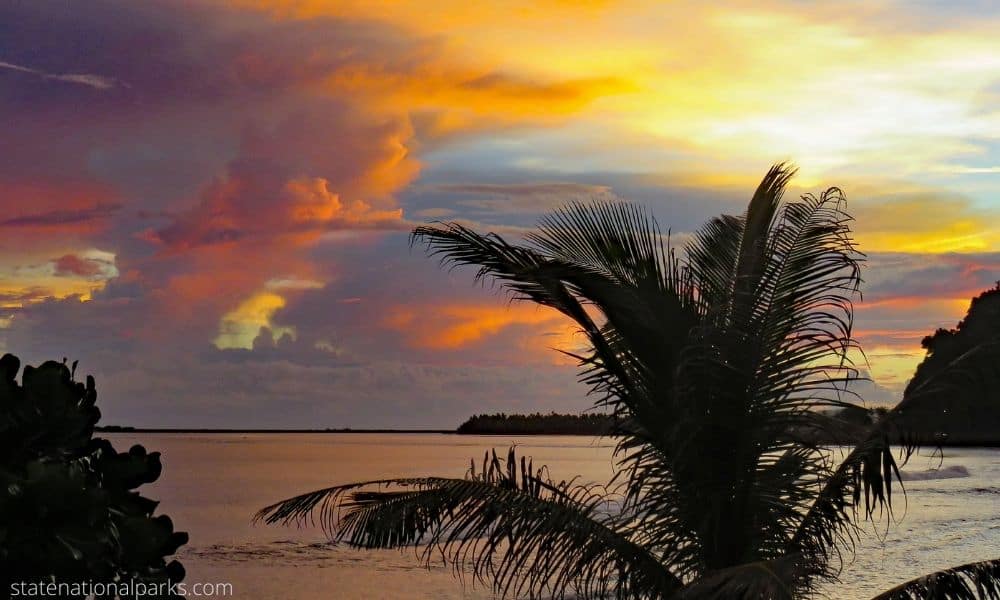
[95,428,1000,446]
[98,427,455,434]
[97,428,608,436]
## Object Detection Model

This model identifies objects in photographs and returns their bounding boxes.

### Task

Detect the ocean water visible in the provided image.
[106,433,1000,599]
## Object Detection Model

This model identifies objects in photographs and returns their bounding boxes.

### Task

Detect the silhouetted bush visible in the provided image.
[0,354,187,598]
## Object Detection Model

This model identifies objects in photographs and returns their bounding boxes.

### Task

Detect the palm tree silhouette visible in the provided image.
[259,165,1000,599]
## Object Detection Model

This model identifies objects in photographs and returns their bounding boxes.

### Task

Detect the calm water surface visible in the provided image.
[108,433,1000,600]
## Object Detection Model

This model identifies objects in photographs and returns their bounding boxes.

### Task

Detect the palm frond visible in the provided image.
[732,162,796,319]
[257,448,683,600]
[869,558,1000,600]
[526,201,679,295]
[787,433,909,587]
[686,213,742,312]
[410,222,601,335]
[626,171,866,582]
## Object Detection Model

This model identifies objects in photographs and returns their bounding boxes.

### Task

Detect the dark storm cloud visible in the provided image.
[0,204,121,228]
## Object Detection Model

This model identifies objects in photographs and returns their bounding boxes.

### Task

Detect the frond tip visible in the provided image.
[870,558,1000,600]
[256,448,683,600]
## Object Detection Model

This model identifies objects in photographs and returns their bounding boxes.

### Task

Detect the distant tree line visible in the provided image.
[457,412,615,435]
[457,407,895,440]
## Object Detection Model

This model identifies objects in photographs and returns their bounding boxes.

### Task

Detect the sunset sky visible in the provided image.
[2,0,999,427]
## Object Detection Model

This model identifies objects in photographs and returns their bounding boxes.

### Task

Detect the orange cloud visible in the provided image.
[151,101,417,255]
[0,181,120,244]
[230,0,636,138]
[320,68,633,137]
[283,177,404,227]
[384,302,580,362]
[857,297,977,323]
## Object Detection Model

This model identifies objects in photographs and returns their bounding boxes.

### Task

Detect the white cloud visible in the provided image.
[0,59,119,90]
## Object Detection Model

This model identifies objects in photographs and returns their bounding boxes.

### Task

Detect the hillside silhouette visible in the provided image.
[895,284,1000,445]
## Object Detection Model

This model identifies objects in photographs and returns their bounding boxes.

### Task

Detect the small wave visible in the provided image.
[898,465,970,481]
[187,540,339,564]
[186,540,462,574]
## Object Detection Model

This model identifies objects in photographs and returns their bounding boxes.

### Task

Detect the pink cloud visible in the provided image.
[53,254,104,277]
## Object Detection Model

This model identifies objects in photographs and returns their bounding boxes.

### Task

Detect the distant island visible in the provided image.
[457,412,615,435]
[455,408,891,439]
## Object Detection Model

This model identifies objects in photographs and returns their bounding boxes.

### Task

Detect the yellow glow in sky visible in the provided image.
[0,249,118,307]
[214,292,295,349]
